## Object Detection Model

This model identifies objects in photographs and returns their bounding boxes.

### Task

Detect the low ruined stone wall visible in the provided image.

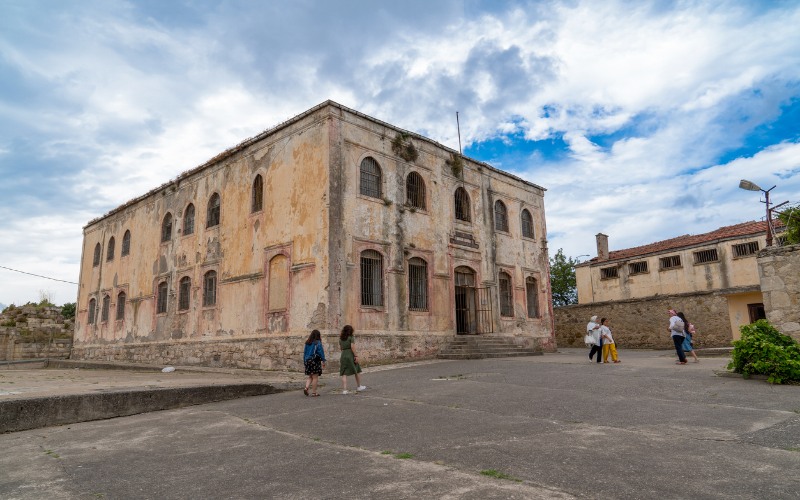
[554,292,735,349]
[758,243,800,341]
[1,334,72,361]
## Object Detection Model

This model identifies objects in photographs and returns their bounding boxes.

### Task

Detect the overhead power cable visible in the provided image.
[0,265,78,285]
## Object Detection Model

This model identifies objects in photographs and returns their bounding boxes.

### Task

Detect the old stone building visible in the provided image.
[73,101,554,369]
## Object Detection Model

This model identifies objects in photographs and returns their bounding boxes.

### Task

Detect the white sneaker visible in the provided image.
[341,390,349,395]
[357,385,367,391]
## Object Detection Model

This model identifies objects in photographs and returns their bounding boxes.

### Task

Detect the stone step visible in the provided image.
[437,351,541,360]
[436,336,542,360]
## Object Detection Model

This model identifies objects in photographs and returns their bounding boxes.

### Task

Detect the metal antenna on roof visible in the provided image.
[456,112,462,155]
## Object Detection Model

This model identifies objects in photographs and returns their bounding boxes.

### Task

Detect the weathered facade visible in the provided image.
[73,101,554,370]
[757,243,800,341]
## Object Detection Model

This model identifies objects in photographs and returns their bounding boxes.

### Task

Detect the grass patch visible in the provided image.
[480,469,520,482]
[786,447,800,452]
[394,452,414,459]
[381,450,392,455]
[44,450,60,459]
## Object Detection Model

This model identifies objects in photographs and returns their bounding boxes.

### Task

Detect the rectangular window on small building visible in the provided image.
[732,241,759,257]
[693,248,719,264]
[659,255,681,270]
[600,266,618,279]
[628,261,649,275]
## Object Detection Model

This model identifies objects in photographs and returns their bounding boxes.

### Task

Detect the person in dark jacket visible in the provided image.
[303,329,326,396]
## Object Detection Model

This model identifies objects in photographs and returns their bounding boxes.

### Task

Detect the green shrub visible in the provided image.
[728,320,800,384]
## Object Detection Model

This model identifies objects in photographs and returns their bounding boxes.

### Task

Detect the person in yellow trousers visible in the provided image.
[600,317,620,363]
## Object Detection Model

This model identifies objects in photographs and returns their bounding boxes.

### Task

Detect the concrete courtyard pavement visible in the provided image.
[2,348,799,499]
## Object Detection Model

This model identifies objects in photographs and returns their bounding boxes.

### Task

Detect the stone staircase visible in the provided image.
[437,335,542,360]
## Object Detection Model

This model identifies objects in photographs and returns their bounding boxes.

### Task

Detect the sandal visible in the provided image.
[303,388,309,396]
[311,393,319,397]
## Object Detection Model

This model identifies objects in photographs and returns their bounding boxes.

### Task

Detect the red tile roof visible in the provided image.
[584,219,785,264]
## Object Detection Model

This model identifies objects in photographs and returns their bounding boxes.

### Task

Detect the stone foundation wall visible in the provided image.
[758,243,800,341]
[554,292,735,349]
[1,334,72,361]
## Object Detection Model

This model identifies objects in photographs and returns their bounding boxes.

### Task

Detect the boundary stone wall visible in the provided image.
[757,243,800,341]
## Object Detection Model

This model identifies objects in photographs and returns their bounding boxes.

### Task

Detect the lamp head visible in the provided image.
[739,179,762,192]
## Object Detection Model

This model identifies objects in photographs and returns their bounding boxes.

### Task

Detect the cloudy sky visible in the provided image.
[1,0,799,308]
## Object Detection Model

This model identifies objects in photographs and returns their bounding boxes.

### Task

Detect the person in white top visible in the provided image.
[600,318,620,363]
[668,309,687,364]
[587,315,602,363]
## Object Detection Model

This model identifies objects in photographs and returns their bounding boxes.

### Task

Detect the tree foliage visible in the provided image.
[550,248,579,307]
[778,204,800,245]
[61,302,76,320]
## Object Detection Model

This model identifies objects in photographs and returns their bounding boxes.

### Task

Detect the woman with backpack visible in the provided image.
[303,329,326,396]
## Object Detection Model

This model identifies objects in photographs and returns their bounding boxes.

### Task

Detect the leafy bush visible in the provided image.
[728,320,800,384]
[61,302,76,320]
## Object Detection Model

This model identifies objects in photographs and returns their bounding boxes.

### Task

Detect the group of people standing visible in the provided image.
[302,325,367,397]
[586,315,620,363]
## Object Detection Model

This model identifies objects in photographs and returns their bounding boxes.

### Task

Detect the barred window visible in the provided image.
[106,237,115,261]
[406,172,426,209]
[207,193,220,227]
[499,271,513,317]
[660,255,681,270]
[629,261,649,275]
[601,266,618,279]
[93,243,101,267]
[203,271,217,307]
[454,187,471,222]
[359,157,382,198]
[183,204,195,235]
[179,277,191,311]
[161,213,172,242]
[494,200,509,232]
[360,250,384,307]
[732,241,759,257]
[101,295,110,322]
[521,209,534,238]
[121,230,131,256]
[252,174,264,212]
[157,281,168,314]
[526,277,539,318]
[116,291,126,320]
[693,248,719,264]
[88,298,96,324]
[408,257,428,311]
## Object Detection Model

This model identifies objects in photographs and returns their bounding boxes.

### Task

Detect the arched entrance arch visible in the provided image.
[454,266,494,335]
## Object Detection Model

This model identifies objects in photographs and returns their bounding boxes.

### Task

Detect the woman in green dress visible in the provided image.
[339,325,366,394]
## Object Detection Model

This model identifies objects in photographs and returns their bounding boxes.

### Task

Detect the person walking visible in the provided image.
[587,315,602,363]
[677,312,699,363]
[339,325,366,394]
[303,329,326,397]
[668,309,687,365]
[600,318,620,363]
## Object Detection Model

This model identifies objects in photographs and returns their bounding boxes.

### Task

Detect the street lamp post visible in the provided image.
[739,180,788,246]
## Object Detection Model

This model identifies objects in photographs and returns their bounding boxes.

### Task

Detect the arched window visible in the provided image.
[408,257,428,311]
[359,157,382,198]
[360,250,384,307]
[183,204,195,235]
[88,298,96,324]
[207,193,221,227]
[116,291,126,320]
[406,172,426,209]
[203,271,217,306]
[101,295,110,322]
[252,174,264,212]
[106,237,115,261]
[526,277,539,318]
[268,255,288,311]
[499,271,513,317]
[157,281,168,314]
[521,209,534,238]
[92,243,101,267]
[121,230,131,256]
[161,213,173,242]
[454,187,471,222]
[179,277,191,311]
[494,200,509,232]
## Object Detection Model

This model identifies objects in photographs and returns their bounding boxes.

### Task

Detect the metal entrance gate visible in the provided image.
[455,284,494,335]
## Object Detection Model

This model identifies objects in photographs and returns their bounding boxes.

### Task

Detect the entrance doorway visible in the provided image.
[454,267,494,334]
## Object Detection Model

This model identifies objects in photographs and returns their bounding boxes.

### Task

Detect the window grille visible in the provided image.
[203,271,217,306]
[526,277,539,318]
[106,237,115,261]
[408,258,428,311]
[252,175,264,212]
[499,272,513,317]
[660,255,681,269]
[494,200,509,232]
[732,241,759,257]
[88,298,96,324]
[183,204,195,235]
[693,248,719,264]
[157,282,168,314]
[406,172,426,209]
[93,243,101,267]
[161,213,172,242]
[121,230,131,256]
[601,267,618,279]
[628,261,649,275]
[360,250,383,306]
[101,295,110,322]
[116,292,126,320]
[207,194,220,227]
[521,209,534,238]
[454,187,471,222]
[179,277,191,311]
[359,157,382,198]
